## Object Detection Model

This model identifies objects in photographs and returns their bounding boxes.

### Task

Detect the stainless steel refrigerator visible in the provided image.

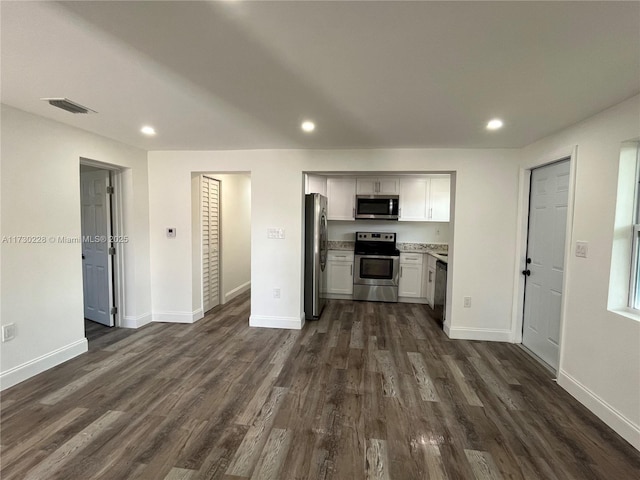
[304,193,328,320]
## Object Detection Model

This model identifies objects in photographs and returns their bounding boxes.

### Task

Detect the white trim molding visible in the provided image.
[0,338,88,391]
[444,325,513,342]
[557,369,640,450]
[250,314,305,330]
[153,309,203,324]
[224,281,251,304]
[121,312,153,329]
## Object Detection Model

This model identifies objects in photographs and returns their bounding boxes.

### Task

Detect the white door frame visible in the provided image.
[80,158,125,328]
[510,145,578,374]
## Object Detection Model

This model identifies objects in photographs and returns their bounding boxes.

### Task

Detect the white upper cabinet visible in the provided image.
[356,177,399,195]
[399,178,429,220]
[327,177,356,220]
[429,176,450,222]
[399,175,450,222]
[305,174,327,196]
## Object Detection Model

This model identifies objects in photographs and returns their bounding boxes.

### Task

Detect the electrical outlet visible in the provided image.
[273,288,281,299]
[576,241,588,258]
[2,323,16,342]
[463,297,472,308]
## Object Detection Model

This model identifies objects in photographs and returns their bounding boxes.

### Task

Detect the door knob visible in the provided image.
[522,269,531,276]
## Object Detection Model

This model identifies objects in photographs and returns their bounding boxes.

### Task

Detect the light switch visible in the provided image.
[267,228,285,239]
[575,241,588,258]
[166,227,177,238]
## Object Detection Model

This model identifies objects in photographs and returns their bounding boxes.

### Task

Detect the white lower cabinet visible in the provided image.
[425,254,437,307]
[326,251,354,295]
[398,253,423,298]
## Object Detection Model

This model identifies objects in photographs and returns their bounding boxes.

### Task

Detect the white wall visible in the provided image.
[519,95,640,449]
[0,105,151,389]
[217,174,252,303]
[148,149,520,333]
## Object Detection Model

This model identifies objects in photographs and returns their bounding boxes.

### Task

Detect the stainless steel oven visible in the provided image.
[353,232,400,302]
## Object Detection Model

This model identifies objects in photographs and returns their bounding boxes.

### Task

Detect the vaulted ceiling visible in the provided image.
[2,1,639,151]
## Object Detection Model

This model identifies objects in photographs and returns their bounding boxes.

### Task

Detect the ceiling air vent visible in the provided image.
[41,98,97,114]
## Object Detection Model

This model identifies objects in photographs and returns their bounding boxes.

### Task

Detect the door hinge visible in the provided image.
[110,306,117,315]
[106,186,114,194]
[109,246,116,255]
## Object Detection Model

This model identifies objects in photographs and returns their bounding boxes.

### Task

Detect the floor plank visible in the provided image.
[2,292,639,479]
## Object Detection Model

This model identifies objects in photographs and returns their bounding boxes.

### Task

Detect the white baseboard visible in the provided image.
[0,338,88,391]
[249,314,304,330]
[444,325,513,342]
[153,309,203,324]
[557,370,640,450]
[325,293,353,300]
[121,312,152,329]
[224,281,251,304]
[398,297,429,304]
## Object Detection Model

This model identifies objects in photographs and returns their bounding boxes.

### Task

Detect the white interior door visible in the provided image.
[81,169,114,326]
[522,160,570,370]
[202,176,220,312]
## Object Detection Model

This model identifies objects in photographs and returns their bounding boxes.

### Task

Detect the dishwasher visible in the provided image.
[434,260,447,323]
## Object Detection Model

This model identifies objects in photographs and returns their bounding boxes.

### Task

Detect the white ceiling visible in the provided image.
[2,1,639,151]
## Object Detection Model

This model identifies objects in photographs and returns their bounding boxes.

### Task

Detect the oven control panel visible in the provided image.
[356,232,396,242]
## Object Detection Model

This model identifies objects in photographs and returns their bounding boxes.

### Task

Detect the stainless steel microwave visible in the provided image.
[355,195,399,220]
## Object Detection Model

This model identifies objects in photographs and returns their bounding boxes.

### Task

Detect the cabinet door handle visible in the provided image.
[400,266,403,277]
[375,181,379,193]
[429,271,433,282]
[350,264,353,276]
[352,207,355,218]
[429,207,433,219]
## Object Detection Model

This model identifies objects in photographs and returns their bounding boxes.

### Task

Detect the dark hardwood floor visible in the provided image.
[84,319,115,343]
[2,292,639,479]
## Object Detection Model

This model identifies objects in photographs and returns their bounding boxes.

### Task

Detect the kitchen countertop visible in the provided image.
[397,242,448,254]
[429,252,449,264]
[399,244,449,263]
[328,241,448,262]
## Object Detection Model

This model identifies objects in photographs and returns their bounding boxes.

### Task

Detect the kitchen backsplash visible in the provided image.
[327,240,448,253]
[328,220,450,244]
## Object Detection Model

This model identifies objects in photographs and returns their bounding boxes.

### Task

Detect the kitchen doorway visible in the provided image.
[521,159,571,371]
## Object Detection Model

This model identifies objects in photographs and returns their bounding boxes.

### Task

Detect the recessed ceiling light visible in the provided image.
[486,119,504,130]
[141,125,156,136]
[301,120,315,133]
